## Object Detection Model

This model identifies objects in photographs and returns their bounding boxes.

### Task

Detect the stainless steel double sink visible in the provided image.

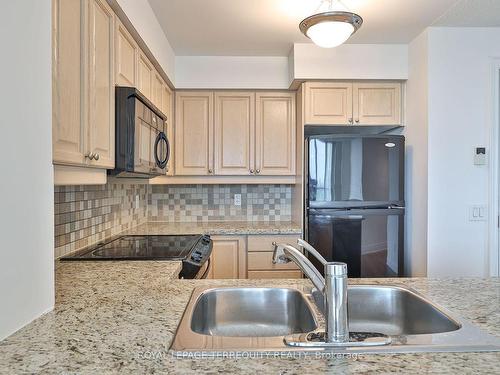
[170,285,500,353]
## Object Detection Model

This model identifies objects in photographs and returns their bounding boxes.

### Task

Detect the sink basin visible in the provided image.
[190,288,317,337]
[170,285,500,353]
[312,285,461,335]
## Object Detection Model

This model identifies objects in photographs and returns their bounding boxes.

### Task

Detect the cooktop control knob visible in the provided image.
[201,235,211,245]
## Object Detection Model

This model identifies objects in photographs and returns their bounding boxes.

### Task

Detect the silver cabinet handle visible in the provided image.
[249,169,254,174]
[256,169,260,174]
[355,119,360,124]
[94,153,100,161]
[85,153,94,160]
[348,118,353,124]
[208,169,213,174]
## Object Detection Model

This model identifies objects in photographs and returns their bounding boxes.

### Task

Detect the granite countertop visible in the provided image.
[0,261,499,373]
[124,221,302,236]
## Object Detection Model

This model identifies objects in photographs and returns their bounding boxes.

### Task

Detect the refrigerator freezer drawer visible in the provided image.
[306,208,404,278]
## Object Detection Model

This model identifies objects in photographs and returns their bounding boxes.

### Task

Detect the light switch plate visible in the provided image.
[469,205,487,221]
[135,195,140,209]
[234,194,241,206]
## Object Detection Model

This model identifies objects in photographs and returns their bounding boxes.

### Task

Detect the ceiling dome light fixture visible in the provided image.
[299,0,363,48]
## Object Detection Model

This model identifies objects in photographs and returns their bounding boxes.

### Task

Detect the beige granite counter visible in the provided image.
[0,260,498,373]
[124,221,302,236]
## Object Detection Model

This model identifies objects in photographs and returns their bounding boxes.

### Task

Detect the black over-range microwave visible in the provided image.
[109,86,170,178]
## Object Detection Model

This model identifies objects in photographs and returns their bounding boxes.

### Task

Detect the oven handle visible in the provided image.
[197,257,211,279]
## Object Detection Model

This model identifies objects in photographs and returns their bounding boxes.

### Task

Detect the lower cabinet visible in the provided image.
[207,234,302,279]
[247,270,302,279]
[208,236,247,279]
[247,234,302,279]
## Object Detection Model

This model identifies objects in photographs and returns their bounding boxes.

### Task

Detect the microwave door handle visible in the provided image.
[154,131,169,169]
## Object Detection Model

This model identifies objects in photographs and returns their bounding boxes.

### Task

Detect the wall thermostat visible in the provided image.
[474,147,487,165]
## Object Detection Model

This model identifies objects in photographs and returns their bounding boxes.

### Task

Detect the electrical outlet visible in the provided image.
[234,194,241,206]
[135,195,140,209]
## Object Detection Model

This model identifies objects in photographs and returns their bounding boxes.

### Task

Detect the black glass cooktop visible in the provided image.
[61,235,201,260]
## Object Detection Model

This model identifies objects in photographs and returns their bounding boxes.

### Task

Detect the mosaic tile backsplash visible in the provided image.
[54,180,148,258]
[148,185,292,222]
[54,183,292,258]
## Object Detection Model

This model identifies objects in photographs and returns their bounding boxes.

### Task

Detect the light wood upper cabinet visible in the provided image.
[138,51,153,99]
[174,90,297,177]
[87,0,114,168]
[353,82,401,125]
[152,70,163,109]
[52,0,114,169]
[208,236,246,279]
[305,82,353,125]
[52,0,86,165]
[255,92,296,176]
[175,91,214,175]
[162,82,173,118]
[114,18,137,87]
[304,81,403,126]
[214,92,255,175]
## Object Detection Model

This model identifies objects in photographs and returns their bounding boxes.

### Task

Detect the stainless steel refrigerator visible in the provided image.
[305,134,405,278]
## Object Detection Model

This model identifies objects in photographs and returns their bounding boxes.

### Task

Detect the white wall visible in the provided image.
[425,27,500,277]
[117,0,176,83]
[404,30,429,276]
[291,43,408,82]
[0,0,54,340]
[175,56,290,89]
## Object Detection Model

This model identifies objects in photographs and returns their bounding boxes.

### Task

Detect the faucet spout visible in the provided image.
[272,243,325,293]
[273,241,350,343]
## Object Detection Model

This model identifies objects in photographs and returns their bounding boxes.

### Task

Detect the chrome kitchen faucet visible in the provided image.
[272,239,349,343]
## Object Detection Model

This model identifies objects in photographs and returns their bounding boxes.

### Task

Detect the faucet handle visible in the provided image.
[272,242,291,264]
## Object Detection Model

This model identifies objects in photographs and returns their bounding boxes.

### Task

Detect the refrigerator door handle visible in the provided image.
[309,208,404,216]
[388,205,405,210]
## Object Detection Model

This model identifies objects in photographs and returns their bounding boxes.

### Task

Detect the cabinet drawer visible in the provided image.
[248,251,299,271]
[248,270,302,279]
[247,235,300,252]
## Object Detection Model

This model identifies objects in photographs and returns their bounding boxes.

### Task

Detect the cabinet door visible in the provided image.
[175,92,213,175]
[115,18,137,86]
[208,236,246,279]
[255,92,296,175]
[214,92,255,175]
[152,70,163,109]
[52,0,86,165]
[137,51,152,100]
[162,83,174,175]
[87,0,115,168]
[305,82,353,125]
[353,82,401,125]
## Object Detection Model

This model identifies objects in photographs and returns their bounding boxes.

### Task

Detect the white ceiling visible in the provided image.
[147,0,478,56]
[434,0,500,26]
